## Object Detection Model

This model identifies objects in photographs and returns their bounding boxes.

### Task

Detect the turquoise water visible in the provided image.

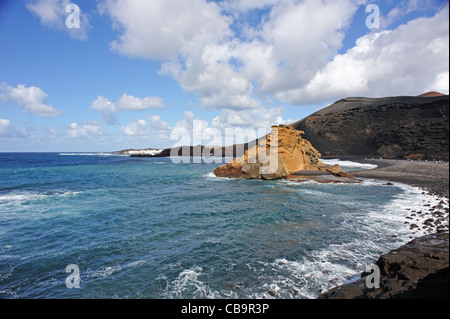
[0,153,442,299]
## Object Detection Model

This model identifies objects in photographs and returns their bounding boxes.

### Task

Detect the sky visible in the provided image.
[0,0,448,152]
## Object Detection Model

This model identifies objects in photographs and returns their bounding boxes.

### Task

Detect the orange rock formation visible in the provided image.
[214,125,353,180]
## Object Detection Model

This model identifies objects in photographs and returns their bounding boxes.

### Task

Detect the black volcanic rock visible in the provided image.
[128,144,251,158]
[291,95,449,160]
[319,232,449,299]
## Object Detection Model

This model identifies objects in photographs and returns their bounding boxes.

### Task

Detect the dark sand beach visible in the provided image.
[351,158,449,198]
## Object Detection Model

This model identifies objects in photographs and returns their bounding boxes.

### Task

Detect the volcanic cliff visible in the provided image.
[291,93,449,161]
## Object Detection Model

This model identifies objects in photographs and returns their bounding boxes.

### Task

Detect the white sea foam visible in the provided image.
[0,190,81,205]
[0,191,83,222]
[162,266,220,299]
[252,182,448,299]
[277,177,386,192]
[203,172,231,181]
[366,182,448,238]
[259,257,359,299]
[204,172,217,179]
[0,192,42,203]
[84,260,148,279]
[321,158,378,170]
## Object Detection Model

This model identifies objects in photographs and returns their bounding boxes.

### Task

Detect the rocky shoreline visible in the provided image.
[319,232,449,299]
[318,158,449,299]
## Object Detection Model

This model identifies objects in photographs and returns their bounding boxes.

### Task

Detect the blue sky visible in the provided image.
[0,0,448,152]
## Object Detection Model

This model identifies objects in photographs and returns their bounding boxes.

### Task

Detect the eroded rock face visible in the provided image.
[214,125,351,180]
[213,162,246,179]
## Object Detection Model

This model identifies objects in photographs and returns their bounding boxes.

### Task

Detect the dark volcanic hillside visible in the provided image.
[291,94,449,160]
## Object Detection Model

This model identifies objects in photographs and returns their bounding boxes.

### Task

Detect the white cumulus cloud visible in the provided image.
[0,119,16,138]
[426,72,450,94]
[148,115,171,131]
[148,108,288,147]
[90,95,117,125]
[116,93,164,111]
[102,0,449,113]
[0,119,29,139]
[100,0,232,60]
[148,115,172,139]
[101,0,361,111]
[120,119,149,136]
[0,83,62,118]
[276,4,450,104]
[27,0,91,41]
[67,121,104,139]
[90,93,164,125]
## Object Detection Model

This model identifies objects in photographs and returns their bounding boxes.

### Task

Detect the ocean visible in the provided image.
[0,153,444,299]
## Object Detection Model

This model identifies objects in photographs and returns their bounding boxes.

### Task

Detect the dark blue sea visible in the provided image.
[0,153,443,299]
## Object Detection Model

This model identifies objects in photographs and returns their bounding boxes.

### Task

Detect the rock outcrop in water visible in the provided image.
[291,93,449,161]
[214,125,353,180]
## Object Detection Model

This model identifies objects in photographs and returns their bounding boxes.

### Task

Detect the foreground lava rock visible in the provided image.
[214,125,353,180]
[319,232,449,299]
